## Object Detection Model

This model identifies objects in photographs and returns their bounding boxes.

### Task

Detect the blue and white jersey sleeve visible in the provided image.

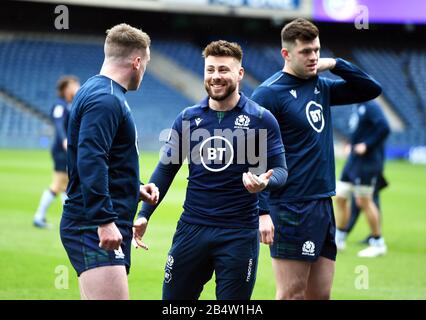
[77,94,122,225]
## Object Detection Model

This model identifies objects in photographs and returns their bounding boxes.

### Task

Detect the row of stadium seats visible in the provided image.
[353,47,425,130]
[0,34,425,151]
[353,47,426,148]
[0,37,193,149]
[408,50,426,115]
[0,98,49,148]
[154,39,255,96]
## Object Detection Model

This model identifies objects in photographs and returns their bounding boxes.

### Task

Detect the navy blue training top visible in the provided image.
[251,58,382,204]
[50,98,70,154]
[346,100,390,172]
[63,75,140,227]
[139,93,285,229]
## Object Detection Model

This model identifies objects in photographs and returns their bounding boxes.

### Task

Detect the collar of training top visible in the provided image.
[199,92,248,110]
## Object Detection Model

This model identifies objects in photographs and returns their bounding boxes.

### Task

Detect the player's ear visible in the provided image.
[132,56,141,70]
[281,48,290,61]
[238,66,244,81]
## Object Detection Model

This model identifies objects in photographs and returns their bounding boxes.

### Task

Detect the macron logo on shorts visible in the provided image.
[302,241,315,256]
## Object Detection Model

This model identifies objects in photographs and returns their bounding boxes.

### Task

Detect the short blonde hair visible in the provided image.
[105,23,151,59]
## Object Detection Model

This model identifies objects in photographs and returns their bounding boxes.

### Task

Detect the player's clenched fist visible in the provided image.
[98,222,123,251]
[139,183,159,205]
[259,214,274,245]
[316,58,336,73]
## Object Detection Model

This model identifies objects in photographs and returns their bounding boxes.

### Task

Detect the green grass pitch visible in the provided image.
[0,149,425,299]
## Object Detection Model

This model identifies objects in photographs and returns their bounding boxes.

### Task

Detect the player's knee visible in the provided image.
[276,283,306,300]
[60,182,68,193]
[355,196,370,209]
[49,184,60,195]
[277,290,305,300]
[305,290,330,300]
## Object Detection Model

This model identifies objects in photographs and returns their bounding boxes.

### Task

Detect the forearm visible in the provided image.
[78,151,118,225]
[138,161,181,220]
[330,58,382,105]
[258,190,271,215]
[265,152,288,191]
[258,152,288,215]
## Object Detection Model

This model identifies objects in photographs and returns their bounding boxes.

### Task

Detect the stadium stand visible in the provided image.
[0,36,194,149]
[408,49,426,114]
[353,47,426,149]
[0,34,425,153]
[154,39,255,96]
[0,97,49,148]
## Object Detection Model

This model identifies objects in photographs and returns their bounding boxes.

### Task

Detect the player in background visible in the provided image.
[33,75,80,229]
[60,23,159,300]
[133,40,287,300]
[345,173,388,244]
[335,100,390,257]
[251,18,382,299]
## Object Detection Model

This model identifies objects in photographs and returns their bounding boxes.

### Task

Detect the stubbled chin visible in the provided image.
[306,70,317,77]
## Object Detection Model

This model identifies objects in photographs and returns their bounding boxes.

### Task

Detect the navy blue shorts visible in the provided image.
[162,220,259,300]
[60,216,132,277]
[269,198,336,262]
[340,161,380,187]
[51,149,67,172]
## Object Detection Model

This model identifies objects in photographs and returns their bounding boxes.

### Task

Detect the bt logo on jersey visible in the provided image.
[207,147,226,161]
[200,136,234,172]
[306,101,325,133]
[159,121,268,175]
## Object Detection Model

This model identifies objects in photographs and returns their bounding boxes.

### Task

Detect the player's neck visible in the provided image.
[283,65,309,80]
[100,63,130,91]
[208,92,240,112]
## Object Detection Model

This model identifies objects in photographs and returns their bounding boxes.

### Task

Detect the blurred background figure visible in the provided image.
[335,100,390,257]
[345,173,389,245]
[33,75,80,229]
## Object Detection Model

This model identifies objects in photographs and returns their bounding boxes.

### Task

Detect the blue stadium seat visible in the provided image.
[0,37,194,149]
[0,99,49,148]
[1,36,425,150]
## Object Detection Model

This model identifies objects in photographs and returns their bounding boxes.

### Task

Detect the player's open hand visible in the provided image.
[132,217,149,250]
[259,214,274,245]
[139,183,159,205]
[242,169,273,193]
[316,58,336,73]
[98,222,123,251]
